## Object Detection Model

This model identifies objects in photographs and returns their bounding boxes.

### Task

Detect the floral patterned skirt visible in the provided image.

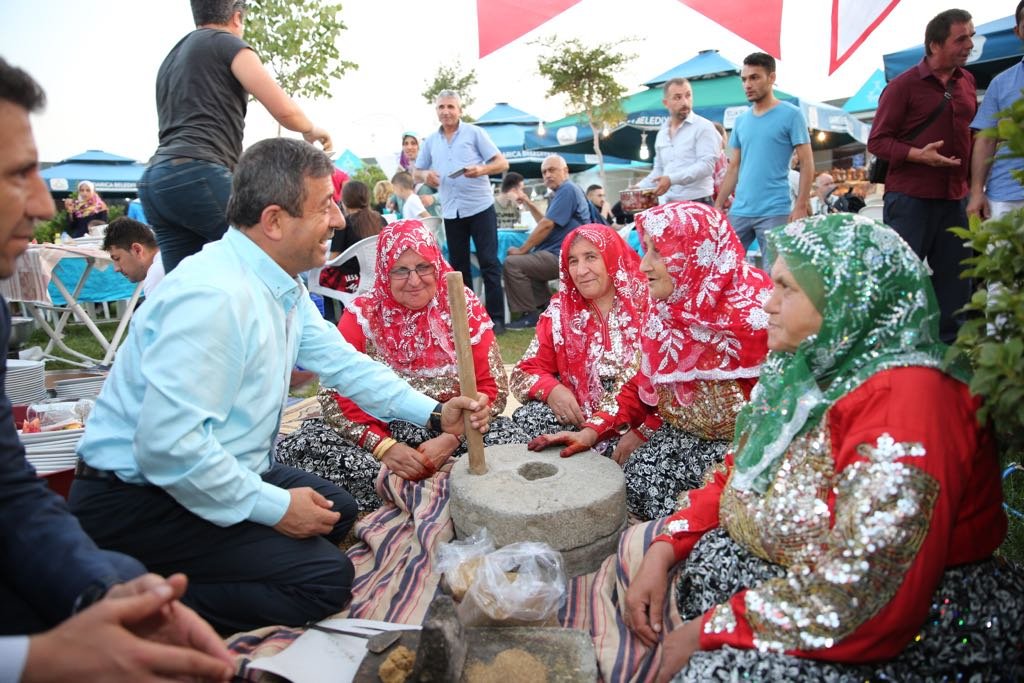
[274,417,529,511]
[672,528,1024,682]
[622,424,730,521]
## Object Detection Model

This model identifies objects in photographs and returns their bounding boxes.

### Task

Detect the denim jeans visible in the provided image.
[444,205,505,323]
[138,158,233,273]
[728,213,790,269]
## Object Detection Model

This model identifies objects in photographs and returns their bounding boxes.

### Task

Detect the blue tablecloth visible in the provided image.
[48,258,136,306]
[440,229,529,268]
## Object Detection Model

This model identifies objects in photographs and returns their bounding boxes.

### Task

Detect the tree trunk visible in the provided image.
[587,113,606,190]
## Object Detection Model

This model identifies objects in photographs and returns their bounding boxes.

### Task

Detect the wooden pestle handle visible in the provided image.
[444,271,487,474]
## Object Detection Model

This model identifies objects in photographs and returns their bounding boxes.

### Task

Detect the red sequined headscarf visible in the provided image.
[350,219,492,375]
[543,224,648,414]
[634,201,771,406]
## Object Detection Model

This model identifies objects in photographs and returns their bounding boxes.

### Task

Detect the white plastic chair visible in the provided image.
[858,204,884,221]
[306,235,378,308]
[420,215,445,247]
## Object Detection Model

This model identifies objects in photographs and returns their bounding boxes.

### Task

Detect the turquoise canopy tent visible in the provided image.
[333,149,364,175]
[843,69,886,114]
[40,150,146,197]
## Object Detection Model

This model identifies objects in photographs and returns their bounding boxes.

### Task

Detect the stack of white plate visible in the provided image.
[6,359,47,404]
[54,375,106,400]
[20,428,83,474]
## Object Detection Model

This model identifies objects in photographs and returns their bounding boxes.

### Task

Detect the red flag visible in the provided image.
[477,0,583,58]
[676,0,783,58]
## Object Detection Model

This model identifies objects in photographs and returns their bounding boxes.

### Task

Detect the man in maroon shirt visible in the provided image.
[867,8,976,343]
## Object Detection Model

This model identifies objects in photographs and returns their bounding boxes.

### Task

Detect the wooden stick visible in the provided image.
[444,271,487,474]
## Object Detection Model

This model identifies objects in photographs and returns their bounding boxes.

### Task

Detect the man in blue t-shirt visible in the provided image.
[503,154,590,328]
[715,52,812,262]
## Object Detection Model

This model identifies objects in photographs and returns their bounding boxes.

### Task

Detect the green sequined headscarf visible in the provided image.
[731,213,962,493]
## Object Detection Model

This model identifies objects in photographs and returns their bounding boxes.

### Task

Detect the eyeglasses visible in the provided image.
[389,263,436,281]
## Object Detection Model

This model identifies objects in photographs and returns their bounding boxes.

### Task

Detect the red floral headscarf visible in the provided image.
[350,219,492,375]
[634,201,771,406]
[543,224,648,414]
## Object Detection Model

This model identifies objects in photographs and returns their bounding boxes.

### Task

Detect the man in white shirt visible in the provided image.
[635,78,721,205]
[102,216,166,297]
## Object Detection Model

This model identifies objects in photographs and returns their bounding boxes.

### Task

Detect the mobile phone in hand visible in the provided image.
[448,167,467,179]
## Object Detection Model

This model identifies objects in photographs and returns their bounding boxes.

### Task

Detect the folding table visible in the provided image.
[0,244,142,368]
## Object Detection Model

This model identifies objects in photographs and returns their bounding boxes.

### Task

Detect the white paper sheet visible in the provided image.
[247,619,419,683]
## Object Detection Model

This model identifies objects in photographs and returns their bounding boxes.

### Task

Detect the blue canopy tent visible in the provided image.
[476,102,541,152]
[642,49,742,87]
[883,15,1024,89]
[40,150,146,198]
[843,68,887,115]
[527,49,870,160]
[475,102,643,177]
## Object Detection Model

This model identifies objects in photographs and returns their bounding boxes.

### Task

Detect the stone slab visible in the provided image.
[449,444,626,576]
[354,627,597,682]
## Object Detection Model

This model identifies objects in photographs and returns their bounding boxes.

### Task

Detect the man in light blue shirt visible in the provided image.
[715,53,813,260]
[415,90,510,331]
[69,138,490,634]
[968,2,1024,220]
[636,77,721,204]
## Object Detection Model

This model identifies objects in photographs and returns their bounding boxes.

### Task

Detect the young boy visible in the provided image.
[391,172,430,220]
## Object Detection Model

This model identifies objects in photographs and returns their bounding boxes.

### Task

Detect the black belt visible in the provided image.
[690,196,714,205]
[74,460,121,482]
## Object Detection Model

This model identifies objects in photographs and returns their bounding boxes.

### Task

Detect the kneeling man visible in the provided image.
[70,138,489,634]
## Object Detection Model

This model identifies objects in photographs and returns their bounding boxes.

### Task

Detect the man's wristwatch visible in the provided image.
[72,577,118,614]
[428,402,444,433]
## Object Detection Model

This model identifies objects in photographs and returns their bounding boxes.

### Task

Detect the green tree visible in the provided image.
[352,164,386,190]
[421,61,478,121]
[535,36,634,185]
[244,0,356,102]
[950,92,1024,563]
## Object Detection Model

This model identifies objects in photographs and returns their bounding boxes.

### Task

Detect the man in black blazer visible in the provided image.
[0,56,232,682]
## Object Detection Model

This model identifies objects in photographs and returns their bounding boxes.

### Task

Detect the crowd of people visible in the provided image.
[2,1,1024,682]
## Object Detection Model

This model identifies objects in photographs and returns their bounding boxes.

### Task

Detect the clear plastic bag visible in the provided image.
[22,398,94,433]
[456,542,567,627]
[436,527,495,601]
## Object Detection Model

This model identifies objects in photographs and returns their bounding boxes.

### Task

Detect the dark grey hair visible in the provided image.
[0,57,45,112]
[227,138,334,229]
[662,77,691,96]
[191,0,246,26]
[924,9,972,56]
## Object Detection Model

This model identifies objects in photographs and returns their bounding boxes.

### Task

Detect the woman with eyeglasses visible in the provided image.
[275,219,527,511]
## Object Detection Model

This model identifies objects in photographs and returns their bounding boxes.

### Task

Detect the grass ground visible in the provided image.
[21,319,1024,565]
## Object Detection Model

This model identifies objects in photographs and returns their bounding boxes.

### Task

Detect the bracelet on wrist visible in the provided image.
[372,437,398,461]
